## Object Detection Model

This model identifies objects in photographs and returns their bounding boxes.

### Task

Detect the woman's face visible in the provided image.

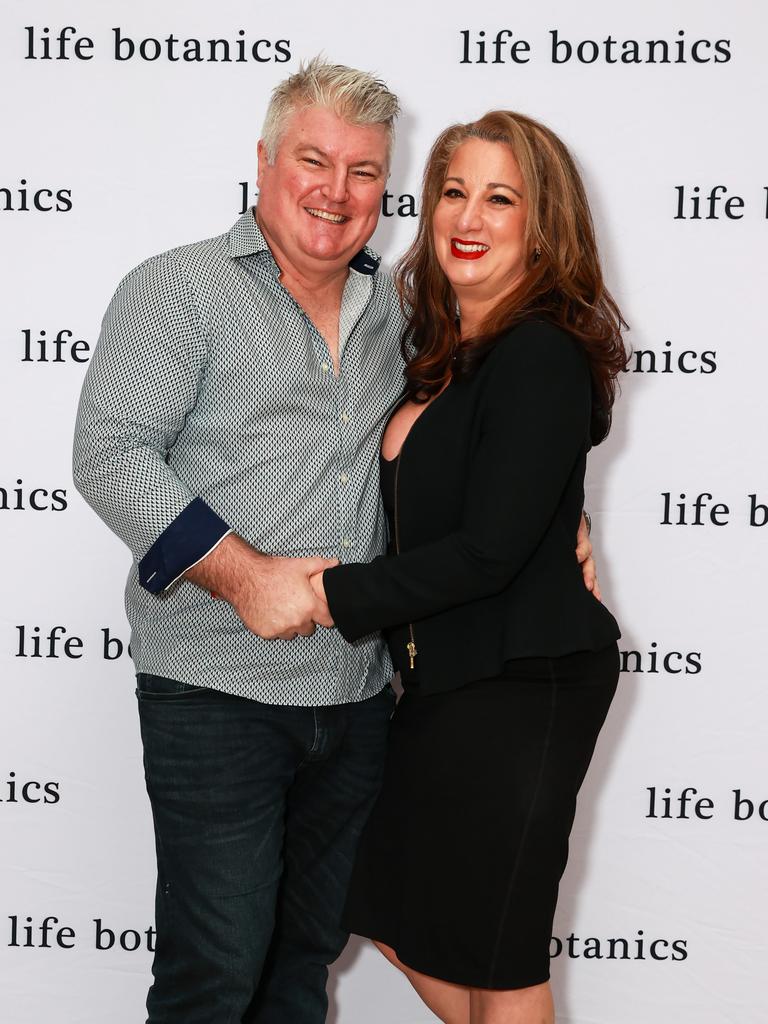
[432,138,529,311]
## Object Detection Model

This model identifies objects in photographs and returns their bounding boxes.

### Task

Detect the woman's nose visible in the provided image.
[455,196,483,234]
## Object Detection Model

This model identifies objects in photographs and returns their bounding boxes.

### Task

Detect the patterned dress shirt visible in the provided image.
[73,210,407,704]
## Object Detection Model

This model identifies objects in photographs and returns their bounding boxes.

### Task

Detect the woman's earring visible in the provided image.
[533,247,542,262]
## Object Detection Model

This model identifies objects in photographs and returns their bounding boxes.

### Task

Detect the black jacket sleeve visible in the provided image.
[323,323,591,641]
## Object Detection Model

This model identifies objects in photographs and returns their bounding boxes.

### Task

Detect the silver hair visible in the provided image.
[260,56,400,165]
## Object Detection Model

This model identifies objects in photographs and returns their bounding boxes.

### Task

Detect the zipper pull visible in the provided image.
[407,640,417,670]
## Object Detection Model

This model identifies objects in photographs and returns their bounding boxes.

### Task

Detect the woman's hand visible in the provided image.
[576,512,602,602]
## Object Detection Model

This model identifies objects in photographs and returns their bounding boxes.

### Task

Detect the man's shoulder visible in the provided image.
[370,264,394,293]
[372,264,394,287]
[370,266,402,311]
[112,226,236,303]
[150,228,232,280]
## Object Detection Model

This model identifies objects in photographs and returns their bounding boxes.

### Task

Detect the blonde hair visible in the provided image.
[261,56,400,164]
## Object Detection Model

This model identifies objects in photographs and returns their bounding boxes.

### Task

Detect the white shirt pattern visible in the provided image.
[73,210,407,705]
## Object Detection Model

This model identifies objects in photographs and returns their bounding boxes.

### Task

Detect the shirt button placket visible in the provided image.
[337,368,354,560]
[336,366,355,693]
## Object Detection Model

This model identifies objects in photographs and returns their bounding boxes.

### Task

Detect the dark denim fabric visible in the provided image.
[136,673,395,1023]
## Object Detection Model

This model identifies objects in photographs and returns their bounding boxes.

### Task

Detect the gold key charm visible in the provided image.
[407,640,417,670]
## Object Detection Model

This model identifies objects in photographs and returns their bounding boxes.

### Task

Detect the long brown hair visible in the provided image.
[395,111,628,443]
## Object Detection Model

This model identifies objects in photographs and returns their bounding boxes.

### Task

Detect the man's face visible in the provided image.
[256,105,389,278]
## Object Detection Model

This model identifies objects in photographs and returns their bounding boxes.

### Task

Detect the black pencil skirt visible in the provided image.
[341,643,620,990]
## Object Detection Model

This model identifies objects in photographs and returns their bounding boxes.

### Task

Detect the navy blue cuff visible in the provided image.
[138,497,231,594]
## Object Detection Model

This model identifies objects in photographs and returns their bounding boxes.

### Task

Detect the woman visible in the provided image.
[312,111,628,1024]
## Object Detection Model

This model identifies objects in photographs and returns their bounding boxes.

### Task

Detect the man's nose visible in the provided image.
[321,168,349,204]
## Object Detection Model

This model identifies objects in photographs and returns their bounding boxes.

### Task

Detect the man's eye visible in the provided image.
[353,170,375,179]
[303,158,322,167]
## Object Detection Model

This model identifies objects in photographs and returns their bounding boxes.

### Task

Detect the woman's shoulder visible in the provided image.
[483,319,588,379]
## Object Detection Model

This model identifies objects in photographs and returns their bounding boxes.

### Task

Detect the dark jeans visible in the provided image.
[136,673,395,1024]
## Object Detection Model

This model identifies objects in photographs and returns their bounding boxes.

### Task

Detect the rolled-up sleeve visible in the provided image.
[72,255,231,591]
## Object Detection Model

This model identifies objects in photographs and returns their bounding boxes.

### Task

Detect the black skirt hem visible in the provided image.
[350,927,552,991]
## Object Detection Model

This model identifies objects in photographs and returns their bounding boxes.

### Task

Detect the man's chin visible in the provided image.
[300,237,357,266]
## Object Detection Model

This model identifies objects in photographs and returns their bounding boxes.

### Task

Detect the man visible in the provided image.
[73,58,596,1023]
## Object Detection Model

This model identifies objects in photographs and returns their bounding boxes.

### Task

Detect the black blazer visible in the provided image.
[323,320,621,695]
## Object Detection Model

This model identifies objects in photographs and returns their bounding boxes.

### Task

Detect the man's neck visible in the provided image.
[256,210,349,303]
[256,210,348,373]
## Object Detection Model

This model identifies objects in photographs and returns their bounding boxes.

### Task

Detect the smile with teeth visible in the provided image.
[451,237,491,260]
[306,207,349,224]
[453,239,490,253]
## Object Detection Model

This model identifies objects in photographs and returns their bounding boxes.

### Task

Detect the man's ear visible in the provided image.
[256,139,267,190]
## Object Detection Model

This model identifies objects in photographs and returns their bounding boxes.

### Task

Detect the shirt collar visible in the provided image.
[228,207,381,276]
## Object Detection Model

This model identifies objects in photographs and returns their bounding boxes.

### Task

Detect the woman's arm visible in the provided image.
[322,322,592,641]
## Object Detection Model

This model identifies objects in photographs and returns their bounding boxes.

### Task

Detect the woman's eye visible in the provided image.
[489,194,514,205]
[443,188,464,199]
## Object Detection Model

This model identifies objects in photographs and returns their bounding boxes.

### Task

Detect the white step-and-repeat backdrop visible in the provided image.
[1,1,766,1021]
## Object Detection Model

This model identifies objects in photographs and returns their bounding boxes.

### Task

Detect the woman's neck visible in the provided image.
[455,295,493,340]
[455,275,524,339]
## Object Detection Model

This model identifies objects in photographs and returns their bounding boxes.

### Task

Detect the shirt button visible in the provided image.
[342,537,352,548]
[321,362,331,373]
[339,472,349,484]
[340,412,350,424]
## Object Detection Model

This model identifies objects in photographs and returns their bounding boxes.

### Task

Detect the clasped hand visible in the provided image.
[238,555,337,641]
[187,515,600,643]
[259,513,598,641]
[184,535,336,641]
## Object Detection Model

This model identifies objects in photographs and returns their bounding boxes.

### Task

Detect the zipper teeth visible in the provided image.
[393,453,417,660]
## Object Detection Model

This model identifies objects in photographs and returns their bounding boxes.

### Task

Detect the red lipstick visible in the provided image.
[450,237,489,260]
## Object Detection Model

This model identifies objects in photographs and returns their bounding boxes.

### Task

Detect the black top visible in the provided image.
[378,451,423,687]
[323,320,621,695]
[379,453,398,545]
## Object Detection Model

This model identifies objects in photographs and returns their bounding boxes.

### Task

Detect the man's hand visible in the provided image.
[576,512,602,602]
[233,554,338,640]
[185,534,338,639]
